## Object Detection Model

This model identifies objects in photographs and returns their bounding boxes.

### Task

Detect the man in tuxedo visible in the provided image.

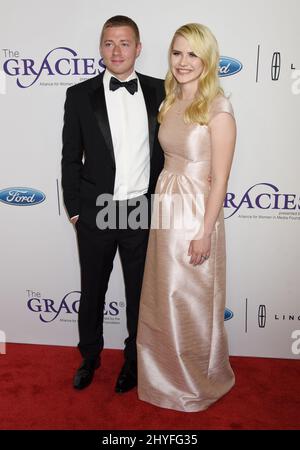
[61,15,164,393]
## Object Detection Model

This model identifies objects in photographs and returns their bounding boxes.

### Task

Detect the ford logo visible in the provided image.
[219,57,243,77]
[224,308,234,321]
[0,187,46,206]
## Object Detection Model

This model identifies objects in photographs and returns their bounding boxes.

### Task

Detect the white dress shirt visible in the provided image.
[103,69,150,201]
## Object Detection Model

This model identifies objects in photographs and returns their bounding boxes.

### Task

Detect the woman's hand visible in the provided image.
[188,236,211,266]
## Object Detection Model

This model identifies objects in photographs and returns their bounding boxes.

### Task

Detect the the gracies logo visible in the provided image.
[27,290,120,323]
[2,47,105,88]
[0,187,45,206]
[224,182,300,218]
[219,56,243,77]
[27,291,80,323]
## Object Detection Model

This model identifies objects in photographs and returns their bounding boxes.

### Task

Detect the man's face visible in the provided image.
[100,26,141,80]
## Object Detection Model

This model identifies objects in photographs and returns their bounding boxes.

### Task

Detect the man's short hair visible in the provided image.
[100,15,140,43]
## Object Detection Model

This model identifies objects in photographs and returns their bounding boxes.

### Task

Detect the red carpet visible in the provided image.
[1,343,299,430]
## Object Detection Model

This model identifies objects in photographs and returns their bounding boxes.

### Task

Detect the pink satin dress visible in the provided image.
[137,95,235,412]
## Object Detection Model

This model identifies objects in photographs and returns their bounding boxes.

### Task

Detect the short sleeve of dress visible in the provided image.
[208,95,234,123]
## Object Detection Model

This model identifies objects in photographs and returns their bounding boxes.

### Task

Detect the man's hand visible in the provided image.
[70,215,79,225]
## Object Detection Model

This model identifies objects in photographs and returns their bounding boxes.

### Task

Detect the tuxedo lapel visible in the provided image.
[137,73,157,159]
[89,72,158,167]
[89,73,115,168]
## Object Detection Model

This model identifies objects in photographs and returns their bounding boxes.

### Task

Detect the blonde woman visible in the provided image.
[137,23,236,412]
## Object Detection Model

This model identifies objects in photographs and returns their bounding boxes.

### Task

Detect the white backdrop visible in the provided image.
[0,0,299,359]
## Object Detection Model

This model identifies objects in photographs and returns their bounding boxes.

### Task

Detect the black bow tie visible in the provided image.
[109,77,138,95]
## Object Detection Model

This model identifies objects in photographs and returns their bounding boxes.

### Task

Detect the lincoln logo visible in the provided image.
[271,52,281,81]
[258,305,266,328]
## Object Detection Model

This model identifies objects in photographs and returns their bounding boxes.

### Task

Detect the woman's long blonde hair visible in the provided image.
[158,23,223,125]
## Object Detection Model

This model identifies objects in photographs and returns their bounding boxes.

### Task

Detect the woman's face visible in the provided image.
[170,35,204,88]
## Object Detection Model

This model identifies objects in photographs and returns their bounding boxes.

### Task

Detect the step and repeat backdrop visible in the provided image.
[0,0,299,358]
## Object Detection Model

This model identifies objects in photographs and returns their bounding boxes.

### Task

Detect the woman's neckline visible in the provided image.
[176,97,194,101]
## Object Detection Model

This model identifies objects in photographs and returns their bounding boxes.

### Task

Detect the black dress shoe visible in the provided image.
[73,357,100,390]
[115,360,137,393]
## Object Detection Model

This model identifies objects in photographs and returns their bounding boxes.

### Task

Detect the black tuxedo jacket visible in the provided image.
[61,71,165,225]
